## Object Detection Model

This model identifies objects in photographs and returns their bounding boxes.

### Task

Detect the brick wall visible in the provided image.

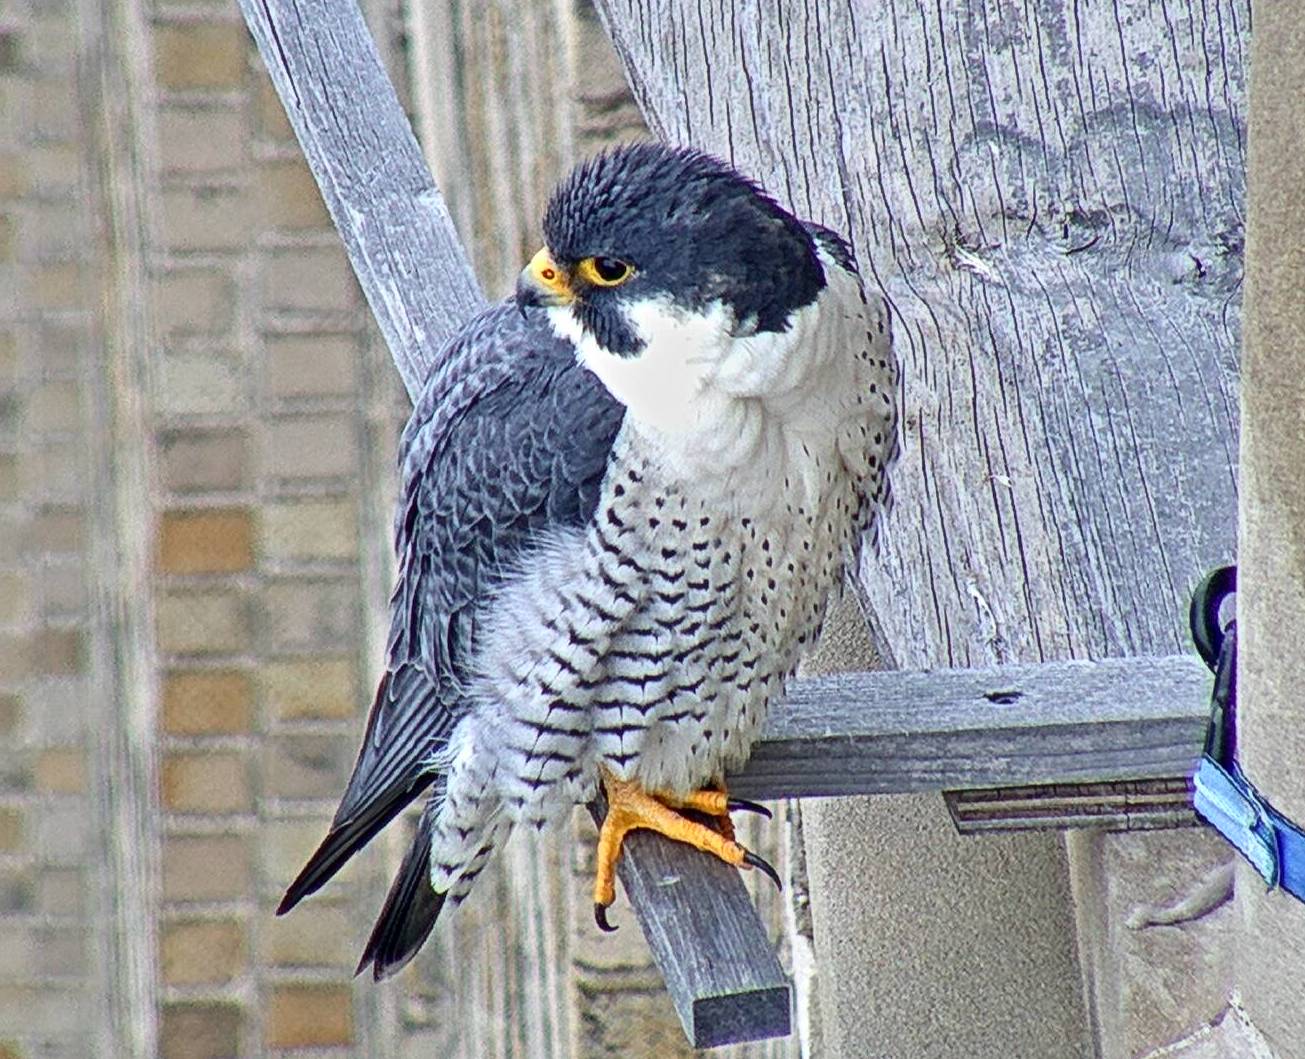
[2,0,409,1052]
[148,2,408,1055]
[0,2,104,1054]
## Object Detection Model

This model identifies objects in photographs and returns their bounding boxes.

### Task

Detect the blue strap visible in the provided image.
[1194,755,1305,900]
[1189,564,1305,903]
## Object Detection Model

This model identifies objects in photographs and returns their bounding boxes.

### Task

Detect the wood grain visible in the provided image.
[81,0,164,1052]
[595,0,1244,670]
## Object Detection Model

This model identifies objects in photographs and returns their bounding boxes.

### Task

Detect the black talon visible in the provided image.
[742,850,782,891]
[594,903,618,933]
[727,797,772,819]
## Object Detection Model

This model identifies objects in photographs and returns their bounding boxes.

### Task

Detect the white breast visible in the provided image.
[547,248,892,522]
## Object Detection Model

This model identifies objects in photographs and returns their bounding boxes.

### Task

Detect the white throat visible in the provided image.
[544,250,866,510]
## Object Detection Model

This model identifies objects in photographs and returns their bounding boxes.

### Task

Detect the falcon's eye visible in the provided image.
[577,256,634,287]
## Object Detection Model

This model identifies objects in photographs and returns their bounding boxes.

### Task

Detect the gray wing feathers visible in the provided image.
[279,301,624,916]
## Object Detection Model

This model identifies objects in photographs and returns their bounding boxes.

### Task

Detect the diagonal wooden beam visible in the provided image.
[238,0,481,401]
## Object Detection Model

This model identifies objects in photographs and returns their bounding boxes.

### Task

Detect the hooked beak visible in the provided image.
[515,248,575,316]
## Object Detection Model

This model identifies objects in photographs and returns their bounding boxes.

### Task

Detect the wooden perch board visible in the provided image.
[737,654,1210,799]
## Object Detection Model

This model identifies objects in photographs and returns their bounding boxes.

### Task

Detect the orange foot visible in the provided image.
[592,769,779,932]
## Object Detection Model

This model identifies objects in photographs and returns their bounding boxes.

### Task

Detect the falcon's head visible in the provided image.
[516,143,842,432]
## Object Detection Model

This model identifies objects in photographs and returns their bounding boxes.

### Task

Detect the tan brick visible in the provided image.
[0,573,30,625]
[263,901,354,967]
[0,867,33,916]
[159,1002,242,1059]
[161,670,251,735]
[24,16,78,75]
[0,455,17,500]
[27,263,82,311]
[261,247,357,312]
[0,393,18,435]
[153,21,246,92]
[12,201,79,260]
[262,734,352,799]
[34,749,85,795]
[159,428,249,493]
[160,919,245,985]
[254,71,294,142]
[261,818,334,889]
[257,159,329,230]
[35,868,81,917]
[35,803,90,864]
[23,507,82,555]
[259,497,357,562]
[38,562,87,618]
[34,928,85,978]
[23,682,88,744]
[0,809,21,851]
[31,320,84,378]
[262,657,357,721]
[0,636,26,680]
[0,332,15,391]
[0,1042,20,1059]
[262,578,357,652]
[0,694,17,735]
[0,213,13,263]
[29,628,83,675]
[24,83,78,145]
[160,751,250,813]
[0,926,38,978]
[156,269,234,335]
[0,155,28,199]
[158,508,254,574]
[158,106,246,175]
[162,834,249,902]
[27,443,82,498]
[25,380,80,433]
[266,984,353,1049]
[263,332,357,400]
[162,185,253,253]
[260,415,358,481]
[25,144,80,196]
[156,355,246,416]
[156,590,251,655]
[0,985,84,1039]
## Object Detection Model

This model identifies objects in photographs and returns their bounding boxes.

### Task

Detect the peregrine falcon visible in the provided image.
[277,142,899,978]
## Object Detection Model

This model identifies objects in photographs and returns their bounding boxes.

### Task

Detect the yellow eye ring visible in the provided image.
[576,256,634,287]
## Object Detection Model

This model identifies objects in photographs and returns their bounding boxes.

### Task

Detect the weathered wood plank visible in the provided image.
[81,0,163,1051]
[943,778,1197,834]
[736,654,1210,799]
[236,0,482,401]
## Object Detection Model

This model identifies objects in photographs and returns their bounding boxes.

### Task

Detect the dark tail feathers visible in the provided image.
[276,772,433,917]
[356,814,446,981]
